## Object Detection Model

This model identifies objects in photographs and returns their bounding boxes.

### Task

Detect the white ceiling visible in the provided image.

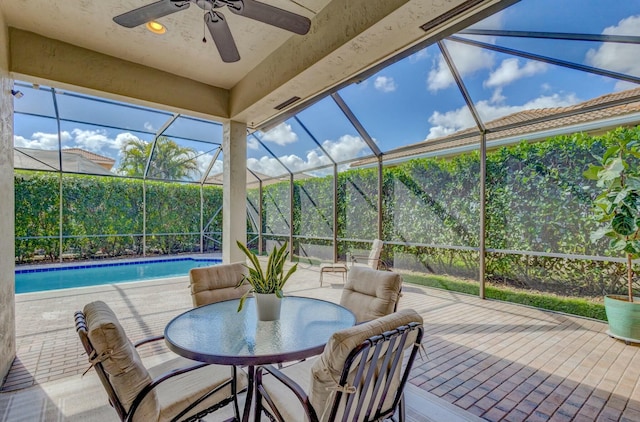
[1,0,510,127]
[2,0,330,89]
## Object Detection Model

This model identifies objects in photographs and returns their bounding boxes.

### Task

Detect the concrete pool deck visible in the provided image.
[1,262,639,421]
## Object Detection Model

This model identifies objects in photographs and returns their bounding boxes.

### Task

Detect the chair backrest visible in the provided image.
[339,266,402,323]
[309,309,424,422]
[366,239,384,269]
[189,262,250,307]
[75,301,159,422]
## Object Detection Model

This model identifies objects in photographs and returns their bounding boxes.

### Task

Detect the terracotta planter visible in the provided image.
[604,294,640,344]
[255,293,282,321]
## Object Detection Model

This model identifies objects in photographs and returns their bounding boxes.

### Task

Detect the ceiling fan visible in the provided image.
[114,0,311,63]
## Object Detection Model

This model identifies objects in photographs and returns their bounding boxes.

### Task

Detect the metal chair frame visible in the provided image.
[254,321,424,422]
[74,310,243,422]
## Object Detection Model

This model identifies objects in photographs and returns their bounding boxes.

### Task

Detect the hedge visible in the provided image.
[15,126,640,298]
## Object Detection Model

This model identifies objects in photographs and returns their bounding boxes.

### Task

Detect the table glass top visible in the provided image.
[164,296,356,364]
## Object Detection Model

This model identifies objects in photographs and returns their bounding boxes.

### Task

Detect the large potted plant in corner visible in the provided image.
[584,127,640,343]
[236,240,298,321]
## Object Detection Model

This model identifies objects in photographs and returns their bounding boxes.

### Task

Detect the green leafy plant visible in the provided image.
[235,240,298,311]
[584,127,640,302]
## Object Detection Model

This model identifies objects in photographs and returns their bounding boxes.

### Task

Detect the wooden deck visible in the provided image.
[1,262,639,421]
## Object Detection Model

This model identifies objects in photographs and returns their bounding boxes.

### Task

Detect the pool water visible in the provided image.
[15,257,222,294]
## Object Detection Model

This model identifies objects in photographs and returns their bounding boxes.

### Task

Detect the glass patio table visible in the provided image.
[164,296,356,422]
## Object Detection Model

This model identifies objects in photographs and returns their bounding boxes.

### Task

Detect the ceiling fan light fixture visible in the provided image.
[146,21,167,34]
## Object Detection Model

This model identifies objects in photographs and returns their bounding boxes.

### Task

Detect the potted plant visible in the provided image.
[235,240,298,321]
[584,127,640,343]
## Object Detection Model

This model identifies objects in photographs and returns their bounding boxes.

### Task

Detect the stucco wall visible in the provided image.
[0,9,15,383]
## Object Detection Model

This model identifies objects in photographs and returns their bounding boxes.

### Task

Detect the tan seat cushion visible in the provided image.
[339,266,402,323]
[148,358,248,422]
[189,262,251,307]
[84,301,160,422]
[255,358,317,421]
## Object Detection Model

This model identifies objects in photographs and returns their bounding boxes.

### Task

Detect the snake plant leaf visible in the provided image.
[235,240,298,311]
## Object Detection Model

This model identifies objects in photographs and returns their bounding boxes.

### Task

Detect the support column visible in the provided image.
[479,131,487,299]
[0,13,15,382]
[223,120,247,263]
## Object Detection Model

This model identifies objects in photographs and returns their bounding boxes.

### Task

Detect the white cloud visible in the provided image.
[428,43,495,91]
[247,134,367,177]
[15,128,145,166]
[195,151,223,178]
[490,87,506,104]
[409,49,429,63]
[322,134,367,159]
[426,108,476,140]
[113,133,138,151]
[247,156,290,177]
[247,136,260,150]
[374,76,397,93]
[144,122,156,132]
[261,123,298,146]
[586,15,640,90]
[485,58,547,88]
[613,80,640,91]
[14,131,71,149]
[70,128,120,154]
[425,92,580,140]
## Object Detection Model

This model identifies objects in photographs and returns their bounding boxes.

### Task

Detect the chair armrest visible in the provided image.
[348,254,390,270]
[256,365,319,422]
[133,335,165,348]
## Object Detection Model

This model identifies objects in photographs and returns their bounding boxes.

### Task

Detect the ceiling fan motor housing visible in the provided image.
[195,0,242,11]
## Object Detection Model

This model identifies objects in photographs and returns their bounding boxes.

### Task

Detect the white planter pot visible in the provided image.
[255,293,282,321]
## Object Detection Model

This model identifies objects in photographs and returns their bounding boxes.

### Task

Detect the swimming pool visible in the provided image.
[15,257,222,294]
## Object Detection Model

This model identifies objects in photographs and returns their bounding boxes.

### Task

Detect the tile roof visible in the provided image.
[63,148,115,165]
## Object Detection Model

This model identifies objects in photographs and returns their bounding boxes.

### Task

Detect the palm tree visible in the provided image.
[118,136,200,180]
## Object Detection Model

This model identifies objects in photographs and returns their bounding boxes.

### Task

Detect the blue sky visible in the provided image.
[12,0,640,180]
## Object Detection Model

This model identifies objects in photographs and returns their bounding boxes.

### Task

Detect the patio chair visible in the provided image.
[254,309,424,422]
[319,239,388,286]
[340,266,403,323]
[189,262,251,307]
[74,300,247,422]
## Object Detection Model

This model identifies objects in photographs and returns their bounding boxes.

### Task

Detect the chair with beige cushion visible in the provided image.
[254,309,424,422]
[189,262,251,307]
[339,266,403,323]
[75,300,247,422]
[319,239,388,286]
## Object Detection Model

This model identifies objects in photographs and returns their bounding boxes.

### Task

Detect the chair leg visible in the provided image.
[231,366,241,422]
[397,394,406,422]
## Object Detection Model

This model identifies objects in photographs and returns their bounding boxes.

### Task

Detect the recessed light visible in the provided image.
[146,21,166,34]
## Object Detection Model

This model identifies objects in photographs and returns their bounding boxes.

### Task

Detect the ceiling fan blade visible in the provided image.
[113,0,190,28]
[206,11,241,63]
[228,0,311,35]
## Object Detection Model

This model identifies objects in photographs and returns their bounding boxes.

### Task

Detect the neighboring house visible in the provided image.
[14,147,115,176]
[63,148,115,171]
[352,87,640,166]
